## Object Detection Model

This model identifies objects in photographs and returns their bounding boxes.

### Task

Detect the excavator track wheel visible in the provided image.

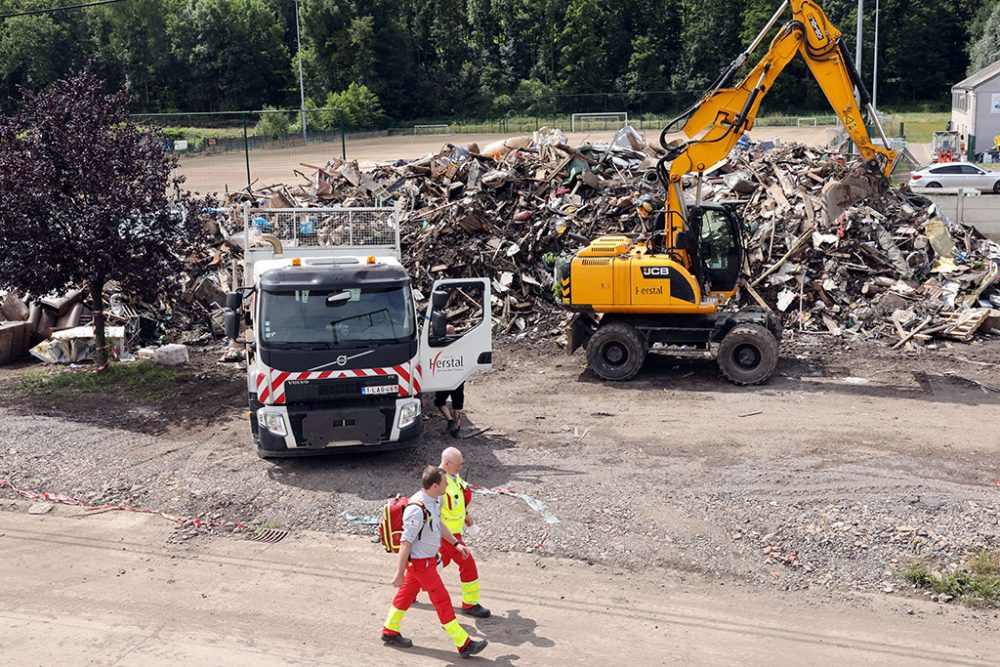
[716,323,779,386]
[586,322,647,381]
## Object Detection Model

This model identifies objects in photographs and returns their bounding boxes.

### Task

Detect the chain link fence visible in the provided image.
[137,91,857,196]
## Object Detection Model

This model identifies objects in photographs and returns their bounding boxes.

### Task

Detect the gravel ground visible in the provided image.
[2,335,999,618]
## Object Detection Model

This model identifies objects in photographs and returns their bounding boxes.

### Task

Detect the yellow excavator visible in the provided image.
[556,0,898,384]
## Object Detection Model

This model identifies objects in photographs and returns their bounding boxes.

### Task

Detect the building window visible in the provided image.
[953,91,968,113]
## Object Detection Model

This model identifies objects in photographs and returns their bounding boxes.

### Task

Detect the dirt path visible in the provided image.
[2,504,995,666]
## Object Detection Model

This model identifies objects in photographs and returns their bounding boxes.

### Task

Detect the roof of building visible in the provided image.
[953,59,1000,90]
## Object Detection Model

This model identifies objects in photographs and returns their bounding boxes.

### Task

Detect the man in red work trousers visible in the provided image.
[382,465,488,658]
[439,446,491,618]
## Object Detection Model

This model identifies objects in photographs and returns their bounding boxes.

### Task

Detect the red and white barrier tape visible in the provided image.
[0,479,247,530]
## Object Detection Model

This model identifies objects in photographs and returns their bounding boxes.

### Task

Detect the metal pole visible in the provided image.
[243,112,251,188]
[872,0,879,112]
[339,108,346,159]
[855,0,863,78]
[853,0,863,155]
[294,0,307,143]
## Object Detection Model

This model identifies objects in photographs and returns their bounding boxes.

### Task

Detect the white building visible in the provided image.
[951,59,1000,159]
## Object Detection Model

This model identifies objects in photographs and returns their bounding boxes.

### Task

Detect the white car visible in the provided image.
[908,162,1000,194]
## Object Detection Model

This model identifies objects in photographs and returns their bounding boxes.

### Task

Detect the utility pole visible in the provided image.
[872,0,880,112]
[855,0,863,81]
[853,0,863,154]
[294,0,307,143]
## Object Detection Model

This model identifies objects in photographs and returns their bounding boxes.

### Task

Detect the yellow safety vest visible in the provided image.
[441,473,468,535]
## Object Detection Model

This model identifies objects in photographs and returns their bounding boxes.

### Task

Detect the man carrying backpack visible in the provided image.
[381,465,489,658]
[439,446,490,618]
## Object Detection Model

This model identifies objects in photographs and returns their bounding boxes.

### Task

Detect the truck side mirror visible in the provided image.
[430,311,447,340]
[224,311,239,340]
[431,290,449,311]
[225,291,241,310]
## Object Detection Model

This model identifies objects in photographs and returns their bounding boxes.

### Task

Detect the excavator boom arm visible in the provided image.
[660,0,896,243]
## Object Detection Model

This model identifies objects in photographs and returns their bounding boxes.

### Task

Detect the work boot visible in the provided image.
[381,633,413,648]
[459,638,488,658]
[447,420,459,437]
[462,604,491,618]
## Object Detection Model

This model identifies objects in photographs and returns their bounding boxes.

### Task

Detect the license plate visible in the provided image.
[361,385,397,396]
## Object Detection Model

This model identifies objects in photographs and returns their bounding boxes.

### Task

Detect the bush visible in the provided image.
[514,79,556,116]
[253,106,292,138]
[323,83,386,129]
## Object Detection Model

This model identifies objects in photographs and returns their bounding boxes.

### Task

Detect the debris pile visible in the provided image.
[4,128,998,367]
[236,129,1000,347]
[1,290,90,364]
[699,143,1000,345]
[234,127,668,336]
[0,231,239,365]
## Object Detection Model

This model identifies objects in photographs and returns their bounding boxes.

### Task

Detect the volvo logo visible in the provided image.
[308,349,375,371]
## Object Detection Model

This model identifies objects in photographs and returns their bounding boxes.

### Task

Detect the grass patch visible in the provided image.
[13,362,182,402]
[879,111,951,144]
[900,549,1000,607]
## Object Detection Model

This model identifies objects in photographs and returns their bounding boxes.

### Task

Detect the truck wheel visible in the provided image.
[717,323,778,385]
[586,322,646,381]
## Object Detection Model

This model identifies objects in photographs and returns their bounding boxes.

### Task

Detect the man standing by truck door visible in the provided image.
[382,466,488,657]
[439,447,491,618]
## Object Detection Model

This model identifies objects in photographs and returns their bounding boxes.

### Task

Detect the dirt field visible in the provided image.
[3,505,995,666]
[177,126,863,196]
[2,333,1000,664]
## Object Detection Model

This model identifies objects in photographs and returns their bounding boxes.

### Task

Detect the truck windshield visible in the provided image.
[260,286,415,346]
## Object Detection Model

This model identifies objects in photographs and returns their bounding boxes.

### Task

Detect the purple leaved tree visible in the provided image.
[0,70,212,365]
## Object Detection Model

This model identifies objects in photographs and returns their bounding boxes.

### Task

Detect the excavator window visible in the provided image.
[698,208,741,294]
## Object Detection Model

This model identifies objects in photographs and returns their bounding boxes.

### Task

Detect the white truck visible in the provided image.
[223,205,492,457]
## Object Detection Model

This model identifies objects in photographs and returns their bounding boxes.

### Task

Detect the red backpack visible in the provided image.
[379,495,430,553]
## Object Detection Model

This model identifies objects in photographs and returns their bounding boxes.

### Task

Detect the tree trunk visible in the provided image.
[91,278,107,367]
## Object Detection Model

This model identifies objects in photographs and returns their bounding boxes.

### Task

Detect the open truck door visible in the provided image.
[419,278,492,392]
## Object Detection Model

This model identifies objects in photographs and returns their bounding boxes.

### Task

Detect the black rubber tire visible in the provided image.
[586,322,647,381]
[993,181,1000,194]
[716,323,779,386]
[924,182,942,188]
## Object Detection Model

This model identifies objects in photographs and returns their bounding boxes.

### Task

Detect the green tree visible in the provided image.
[557,0,609,96]
[969,1,1000,73]
[0,14,73,108]
[673,0,744,92]
[168,0,290,110]
[325,82,387,128]
[104,0,178,111]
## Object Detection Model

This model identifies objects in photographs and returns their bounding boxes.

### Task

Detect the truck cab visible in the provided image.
[225,205,491,457]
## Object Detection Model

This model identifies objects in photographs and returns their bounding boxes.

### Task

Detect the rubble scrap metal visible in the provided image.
[231,128,1000,347]
[3,127,999,365]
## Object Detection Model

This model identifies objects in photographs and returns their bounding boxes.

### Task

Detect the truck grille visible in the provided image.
[283,376,399,403]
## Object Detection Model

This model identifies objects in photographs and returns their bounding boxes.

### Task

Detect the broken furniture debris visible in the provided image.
[230,128,1000,348]
[3,127,998,367]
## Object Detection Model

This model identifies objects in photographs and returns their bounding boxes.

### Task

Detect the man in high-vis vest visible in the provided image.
[439,447,491,618]
[382,465,488,658]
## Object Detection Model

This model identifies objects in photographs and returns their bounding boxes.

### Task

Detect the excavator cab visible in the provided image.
[692,204,743,296]
[648,203,742,297]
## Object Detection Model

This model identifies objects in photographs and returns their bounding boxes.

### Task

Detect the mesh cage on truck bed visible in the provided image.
[242,204,400,255]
